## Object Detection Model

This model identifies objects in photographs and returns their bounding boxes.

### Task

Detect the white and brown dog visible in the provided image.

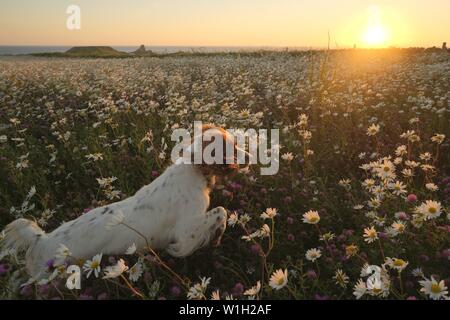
[2,125,242,280]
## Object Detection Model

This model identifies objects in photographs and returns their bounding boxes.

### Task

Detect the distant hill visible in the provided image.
[31,46,130,58]
[65,46,129,57]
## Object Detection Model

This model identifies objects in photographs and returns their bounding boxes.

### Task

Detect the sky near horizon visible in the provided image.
[1,0,449,48]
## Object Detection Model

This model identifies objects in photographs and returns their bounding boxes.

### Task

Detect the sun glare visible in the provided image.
[363,25,387,46]
[362,5,389,47]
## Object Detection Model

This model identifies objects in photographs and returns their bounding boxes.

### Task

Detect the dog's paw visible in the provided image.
[209,207,227,247]
[207,206,227,216]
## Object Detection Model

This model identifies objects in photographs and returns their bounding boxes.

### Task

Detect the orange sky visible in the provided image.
[1,0,449,48]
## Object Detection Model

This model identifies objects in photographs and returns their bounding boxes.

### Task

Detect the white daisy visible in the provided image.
[302,210,320,224]
[362,178,376,190]
[227,212,239,227]
[125,243,137,255]
[402,168,414,178]
[103,259,129,279]
[363,226,378,243]
[260,208,278,220]
[305,248,322,262]
[431,134,445,144]
[128,262,143,282]
[244,281,261,297]
[395,145,407,156]
[415,200,442,220]
[405,160,420,168]
[333,269,349,288]
[187,277,211,300]
[391,221,406,235]
[411,268,424,278]
[83,253,102,278]
[388,181,407,196]
[419,276,448,300]
[366,124,380,136]
[375,160,396,180]
[210,290,221,300]
[384,257,408,272]
[281,152,294,161]
[425,183,438,192]
[419,152,432,162]
[238,213,251,227]
[353,279,367,299]
[269,269,288,290]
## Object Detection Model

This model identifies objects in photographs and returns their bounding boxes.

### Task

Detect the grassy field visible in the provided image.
[0,49,449,300]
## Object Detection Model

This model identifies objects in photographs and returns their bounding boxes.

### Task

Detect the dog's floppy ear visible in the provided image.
[193,124,242,175]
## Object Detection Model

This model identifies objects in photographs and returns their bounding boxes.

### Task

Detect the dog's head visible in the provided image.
[191,124,247,177]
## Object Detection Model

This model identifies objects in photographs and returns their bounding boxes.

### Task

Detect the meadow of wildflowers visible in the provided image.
[0,49,449,300]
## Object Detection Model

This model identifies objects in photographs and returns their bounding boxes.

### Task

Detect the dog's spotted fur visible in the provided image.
[2,125,238,280]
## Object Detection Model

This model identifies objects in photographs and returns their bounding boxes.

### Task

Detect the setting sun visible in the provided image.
[362,5,390,47]
[363,24,388,46]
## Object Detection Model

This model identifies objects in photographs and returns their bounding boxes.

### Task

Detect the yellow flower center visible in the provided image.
[346,245,358,256]
[372,287,382,294]
[309,216,318,223]
[431,283,441,294]
[277,277,285,285]
[383,166,390,172]
[91,261,99,269]
[428,207,437,214]
[393,259,404,267]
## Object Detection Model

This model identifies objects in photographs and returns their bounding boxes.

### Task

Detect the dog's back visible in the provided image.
[2,163,210,280]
